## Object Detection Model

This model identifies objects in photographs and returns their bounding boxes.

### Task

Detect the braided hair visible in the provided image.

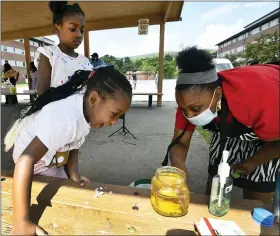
[49,1,85,25]
[4,67,132,151]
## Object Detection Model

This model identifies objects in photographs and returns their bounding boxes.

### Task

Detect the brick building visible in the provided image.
[1,37,54,83]
[216,8,279,57]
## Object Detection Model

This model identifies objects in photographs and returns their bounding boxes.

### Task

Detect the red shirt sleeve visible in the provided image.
[175,107,196,131]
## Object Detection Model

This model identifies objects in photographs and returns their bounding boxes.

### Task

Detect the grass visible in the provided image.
[196,127,212,144]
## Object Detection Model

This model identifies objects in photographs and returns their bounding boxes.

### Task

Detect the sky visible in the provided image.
[46,1,279,58]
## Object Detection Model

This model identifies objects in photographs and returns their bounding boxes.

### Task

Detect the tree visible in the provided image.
[116,59,124,72]
[134,59,143,71]
[122,56,134,73]
[101,54,120,71]
[165,54,173,61]
[164,60,177,79]
[244,32,280,64]
[141,61,156,79]
[225,53,245,67]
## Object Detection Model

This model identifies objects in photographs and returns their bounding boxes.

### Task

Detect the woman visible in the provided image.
[163,47,279,204]
[2,63,19,104]
[30,62,37,90]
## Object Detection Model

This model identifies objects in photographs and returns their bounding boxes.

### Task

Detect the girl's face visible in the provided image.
[85,91,131,128]
[55,14,85,49]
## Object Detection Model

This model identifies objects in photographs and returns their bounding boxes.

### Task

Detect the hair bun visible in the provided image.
[49,1,68,13]
[176,46,214,72]
[72,3,82,10]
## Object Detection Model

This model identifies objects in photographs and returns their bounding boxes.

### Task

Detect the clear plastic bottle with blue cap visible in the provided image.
[209,150,233,217]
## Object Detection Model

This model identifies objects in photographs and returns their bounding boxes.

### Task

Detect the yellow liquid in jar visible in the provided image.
[151,172,190,217]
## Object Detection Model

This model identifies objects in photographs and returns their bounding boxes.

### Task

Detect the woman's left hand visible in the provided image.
[70,172,91,186]
[231,158,259,176]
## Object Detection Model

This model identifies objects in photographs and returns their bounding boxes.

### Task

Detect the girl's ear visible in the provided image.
[88,91,99,107]
[53,24,60,35]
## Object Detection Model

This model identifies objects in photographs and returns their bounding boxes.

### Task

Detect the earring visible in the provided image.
[217,99,222,111]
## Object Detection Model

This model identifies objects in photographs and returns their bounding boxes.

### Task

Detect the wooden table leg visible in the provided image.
[148,95,152,109]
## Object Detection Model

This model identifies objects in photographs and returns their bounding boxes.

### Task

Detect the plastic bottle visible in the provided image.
[273,169,280,223]
[209,150,233,217]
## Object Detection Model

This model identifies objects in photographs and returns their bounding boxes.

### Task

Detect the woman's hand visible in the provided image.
[12,219,48,235]
[231,158,259,176]
[70,171,91,186]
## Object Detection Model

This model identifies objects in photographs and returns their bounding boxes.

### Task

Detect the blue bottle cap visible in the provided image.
[252,208,274,227]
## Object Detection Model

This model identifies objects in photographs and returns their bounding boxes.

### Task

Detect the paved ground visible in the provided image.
[1,80,243,198]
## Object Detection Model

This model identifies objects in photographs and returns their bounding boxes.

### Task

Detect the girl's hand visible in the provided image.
[231,158,259,176]
[70,172,91,186]
[12,220,48,235]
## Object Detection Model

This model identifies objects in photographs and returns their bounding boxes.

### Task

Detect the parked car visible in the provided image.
[213,58,234,72]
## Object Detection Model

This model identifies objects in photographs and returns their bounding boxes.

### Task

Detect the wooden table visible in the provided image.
[1,89,37,104]
[1,171,279,235]
[1,89,37,96]
[133,93,163,109]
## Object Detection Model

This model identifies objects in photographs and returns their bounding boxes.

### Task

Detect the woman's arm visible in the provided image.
[250,140,280,166]
[232,140,280,175]
[36,54,52,95]
[12,136,48,235]
[169,127,194,181]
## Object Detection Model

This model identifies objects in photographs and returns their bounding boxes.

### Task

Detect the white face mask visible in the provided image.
[183,89,218,126]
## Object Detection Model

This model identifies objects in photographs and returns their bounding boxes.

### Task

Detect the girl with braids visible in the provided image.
[4,66,132,235]
[35,1,92,95]
[163,47,279,204]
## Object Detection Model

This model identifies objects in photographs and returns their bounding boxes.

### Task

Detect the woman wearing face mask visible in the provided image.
[162,47,279,204]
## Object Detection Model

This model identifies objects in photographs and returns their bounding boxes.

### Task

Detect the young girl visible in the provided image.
[4,67,132,235]
[35,1,92,95]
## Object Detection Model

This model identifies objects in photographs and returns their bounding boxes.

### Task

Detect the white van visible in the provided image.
[213,58,234,72]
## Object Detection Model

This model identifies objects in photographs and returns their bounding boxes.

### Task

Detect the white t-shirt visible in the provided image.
[13,93,91,166]
[35,45,92,88]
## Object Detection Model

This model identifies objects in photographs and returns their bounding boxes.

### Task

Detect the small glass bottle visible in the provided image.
[209,150,233,217]
[151,166,190,217]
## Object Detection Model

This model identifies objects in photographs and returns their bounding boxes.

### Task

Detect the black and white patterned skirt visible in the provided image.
[209,132,280,192]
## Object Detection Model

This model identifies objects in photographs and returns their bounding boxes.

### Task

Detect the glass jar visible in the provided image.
[151,166,190,217]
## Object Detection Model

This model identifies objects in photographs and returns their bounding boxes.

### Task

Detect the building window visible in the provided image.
[268,21,271,27]
[5,60,8,64]
[247,31,252,36]
[259,26,262,31]
[2,45,7,51]
[21,49,25,55]
[15,61,18,66]
[20,39,24,43]
[23,62,26,67]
